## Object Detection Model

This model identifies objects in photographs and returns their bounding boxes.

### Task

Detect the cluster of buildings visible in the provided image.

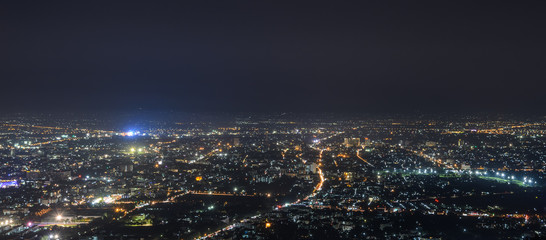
[0,113,544,239]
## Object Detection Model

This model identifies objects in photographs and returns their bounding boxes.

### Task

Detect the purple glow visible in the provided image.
[0,180,19,188]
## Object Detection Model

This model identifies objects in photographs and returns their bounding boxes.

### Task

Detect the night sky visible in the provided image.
[1,1,545,113]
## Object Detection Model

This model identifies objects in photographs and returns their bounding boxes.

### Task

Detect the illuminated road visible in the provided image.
[197,146,326,240]
[311,150,325,193]
[392,191,514,203]
[37,222,88,227]
[405,148,454,169]
[31,137,84,146]
[314,167,324,192]
[189,191,257,197]
[356,149,374,167]
[118,190,189,217]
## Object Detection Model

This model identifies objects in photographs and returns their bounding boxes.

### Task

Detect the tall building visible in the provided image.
[233,138,240,147]
[344,138,360,147]
[363,137,371,147]
[122,164,134,173]
[425,141,437,147]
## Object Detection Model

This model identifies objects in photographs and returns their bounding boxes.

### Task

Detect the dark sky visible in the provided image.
[1,1,545,113]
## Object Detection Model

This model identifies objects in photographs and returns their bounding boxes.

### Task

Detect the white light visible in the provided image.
[56,215,62,221]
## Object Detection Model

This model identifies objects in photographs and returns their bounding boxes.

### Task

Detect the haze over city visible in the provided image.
[1,1,545,113]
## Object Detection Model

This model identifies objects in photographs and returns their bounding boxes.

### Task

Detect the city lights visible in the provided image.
[0,113,544,239]
[3,1,545,238]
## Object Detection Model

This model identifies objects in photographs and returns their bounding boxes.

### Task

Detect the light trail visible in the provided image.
[197,145,327,240]
[356,149,374,167]
[189,191,255,197]
[31,137,84,146]
[406,148,454,169]
[313,167,324,193]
